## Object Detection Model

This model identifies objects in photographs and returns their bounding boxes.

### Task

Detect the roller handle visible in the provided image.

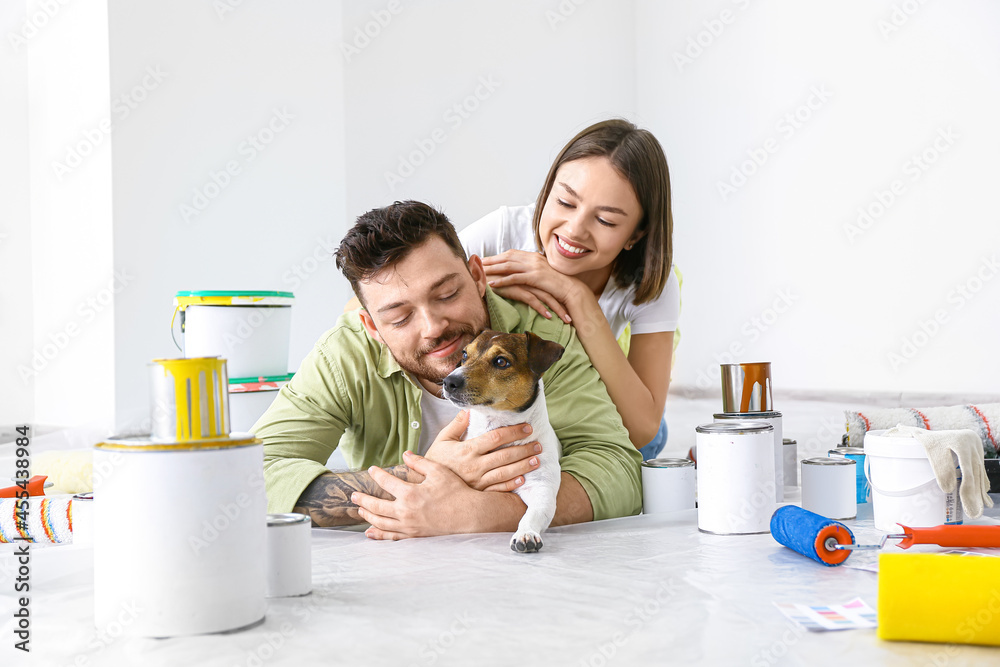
[0,475,48,498]
[896,524,1000,549]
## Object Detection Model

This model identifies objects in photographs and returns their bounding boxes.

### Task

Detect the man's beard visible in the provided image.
[391,311,489,385]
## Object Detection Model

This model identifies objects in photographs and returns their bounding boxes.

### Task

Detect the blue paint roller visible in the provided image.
[772,506,1000,567]
[770,505,855,566]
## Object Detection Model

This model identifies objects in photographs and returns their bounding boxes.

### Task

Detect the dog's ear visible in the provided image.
[524,332,564,377]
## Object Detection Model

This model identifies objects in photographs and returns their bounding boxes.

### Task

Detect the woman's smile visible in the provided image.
[553,234,592,257]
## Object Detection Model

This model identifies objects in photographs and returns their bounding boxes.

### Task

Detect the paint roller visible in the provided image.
[0,497,74,543]
[770,505,1000,566]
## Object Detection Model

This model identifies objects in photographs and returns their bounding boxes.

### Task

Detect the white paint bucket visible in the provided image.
[714,411,784,502]
[641,458,696,514]
[266,513,312,598]
[801,457,856,520]
[229,373,293,432]
[696,421,775,535]
[93,434,267,637]
[864,429,963,531]
[173,291,294,379]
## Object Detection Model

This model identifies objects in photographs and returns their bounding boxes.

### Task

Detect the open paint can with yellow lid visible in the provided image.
[149,357,230,442]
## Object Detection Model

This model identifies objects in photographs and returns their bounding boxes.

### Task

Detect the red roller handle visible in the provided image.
[896,524,1000,549]
[0,475,48,499]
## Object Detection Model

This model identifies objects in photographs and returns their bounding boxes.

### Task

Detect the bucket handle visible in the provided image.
[864,455,941,498]
[170,306,185,352]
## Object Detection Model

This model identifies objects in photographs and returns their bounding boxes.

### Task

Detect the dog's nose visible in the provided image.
[442,373,464,394]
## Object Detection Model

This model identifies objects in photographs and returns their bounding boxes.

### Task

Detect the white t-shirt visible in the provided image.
[417,382,461,455]
[460,203,680,340]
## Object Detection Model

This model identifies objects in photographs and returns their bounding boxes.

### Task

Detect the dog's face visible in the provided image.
[441,330,564,412]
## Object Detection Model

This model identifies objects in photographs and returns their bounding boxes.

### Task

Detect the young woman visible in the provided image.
[460,119,678,460]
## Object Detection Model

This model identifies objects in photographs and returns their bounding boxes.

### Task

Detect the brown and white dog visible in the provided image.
[441,330,564,553]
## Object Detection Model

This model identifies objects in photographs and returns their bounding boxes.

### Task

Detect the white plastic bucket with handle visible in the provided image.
[863,429,963,531]
[172,291,294,379]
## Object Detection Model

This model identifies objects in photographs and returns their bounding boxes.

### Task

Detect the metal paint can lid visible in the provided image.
[783,438,797,446]
[696,421,773,434]
[96,432,260,452]
[831,447,865,456]
[641,458,695,469]
[714,411,782,419]
[803,456,855,466]
[267,513,310,527]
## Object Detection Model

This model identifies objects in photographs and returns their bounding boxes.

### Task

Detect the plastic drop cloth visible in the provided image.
[2,497,1000,667]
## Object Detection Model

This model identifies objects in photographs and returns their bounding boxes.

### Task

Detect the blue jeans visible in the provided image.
[639,418,668,461]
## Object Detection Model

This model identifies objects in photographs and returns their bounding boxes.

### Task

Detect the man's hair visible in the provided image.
[335,200,468,305]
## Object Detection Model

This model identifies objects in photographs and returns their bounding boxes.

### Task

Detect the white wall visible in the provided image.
[106,0,347,432]
[341,0,638,229]
[0,1,34,428]
[636,0,1000,396]
[9,0,999,432]
[3,0,116,431]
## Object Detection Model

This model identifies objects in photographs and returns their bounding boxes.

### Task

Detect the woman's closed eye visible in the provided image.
[559,198,616,227]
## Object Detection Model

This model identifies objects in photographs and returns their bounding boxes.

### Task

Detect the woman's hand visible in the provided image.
[481,250,583,323]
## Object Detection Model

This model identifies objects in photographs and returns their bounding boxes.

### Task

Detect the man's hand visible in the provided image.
[423,410,542,492]
[353,451,490,540]
[356,462,594,540]
[292,465,420,527]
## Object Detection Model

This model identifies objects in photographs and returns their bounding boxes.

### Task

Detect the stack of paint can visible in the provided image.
[171,290,296,431]
[692,362,782,535]
[716,362,785,501]
[93,357,268,637]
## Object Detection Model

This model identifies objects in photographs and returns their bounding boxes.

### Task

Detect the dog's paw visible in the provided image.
[510,530,543,553]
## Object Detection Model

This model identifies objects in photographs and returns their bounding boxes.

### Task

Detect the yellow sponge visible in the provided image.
[879,553,1000,646]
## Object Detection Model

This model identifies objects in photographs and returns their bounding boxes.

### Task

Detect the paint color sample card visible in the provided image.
[774,597,877,632]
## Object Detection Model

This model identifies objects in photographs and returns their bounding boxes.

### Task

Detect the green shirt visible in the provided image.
[252,289,642,522]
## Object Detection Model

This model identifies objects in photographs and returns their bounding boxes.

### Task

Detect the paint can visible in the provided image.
[801,457,856,520]
[641,458,696,514]
[864,429,963,531]
[720,362,772,413]
[93,433,267,637]
[714,411,784,501]
[149,357,230,442]
[695,421,775,535]
[172,290,294,378]
[783,439,798,487]
[229,373,294,432]
[266,513,312,598]
[71,492,94,547]
[828,446,869,503]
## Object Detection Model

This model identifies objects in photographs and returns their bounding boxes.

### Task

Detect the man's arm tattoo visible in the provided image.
[292,465,412,527]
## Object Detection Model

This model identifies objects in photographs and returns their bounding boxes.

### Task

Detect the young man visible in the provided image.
[253,201,641,540]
